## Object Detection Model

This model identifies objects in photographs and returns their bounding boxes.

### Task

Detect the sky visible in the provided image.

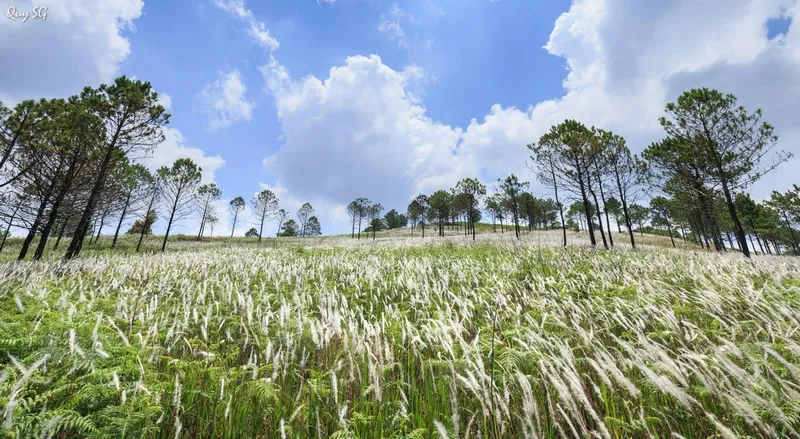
[1,0,799,237]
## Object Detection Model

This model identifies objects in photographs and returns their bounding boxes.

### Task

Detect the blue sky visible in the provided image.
[2,0,799,236]
[123,0,570,207]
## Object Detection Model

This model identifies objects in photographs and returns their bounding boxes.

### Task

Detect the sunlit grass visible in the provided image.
[1,234,799,438]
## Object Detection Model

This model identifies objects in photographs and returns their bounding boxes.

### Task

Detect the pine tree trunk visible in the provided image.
[613,165,635,249]
[19,180,57,261]
[276,217,284,238]
[231,211,239,238]
[750,220,765,254]
[589,185,608,249]
[550,164,567,248]
[137,193,157,253]
[0,198,22,254]
[94,212,107,244]
[112,192,132,248]
[64,130,122,260]
[53,221,67,250]
[575,159,596,246]
[197,199,209,241]
[596,169,614,247]
[667,221,676,248]
[719,175,750,257]
[162,187,181,253]
[782,212,800,254]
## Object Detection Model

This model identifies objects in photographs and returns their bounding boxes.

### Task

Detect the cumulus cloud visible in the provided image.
[0,0,144,104]
[198,70,254,131]
[140,127,226,184]
[261,55,462,207]
[248,0,800,234]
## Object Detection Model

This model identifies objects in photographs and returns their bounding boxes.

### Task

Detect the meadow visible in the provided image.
[1,231,800,438]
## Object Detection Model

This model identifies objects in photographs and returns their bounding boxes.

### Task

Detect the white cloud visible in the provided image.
[211,0,279,51]
[378,4,422,49]
[157,93,173,111]
[248,0,800,235]
[0,0,144,104]
[198,70,254,130]
[140,127,226,184]
[261,55,463,208]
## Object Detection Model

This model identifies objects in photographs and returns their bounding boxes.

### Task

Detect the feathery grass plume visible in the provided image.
[1,233,800,437]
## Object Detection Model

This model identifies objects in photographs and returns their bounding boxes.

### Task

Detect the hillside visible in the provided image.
[2,233,799,438]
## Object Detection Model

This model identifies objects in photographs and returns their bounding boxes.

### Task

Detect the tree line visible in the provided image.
[2,78,797,259]
[343,89,796,258]
[0,77,321,260]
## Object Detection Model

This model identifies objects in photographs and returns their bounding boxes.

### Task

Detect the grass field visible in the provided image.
[1,230,799,438]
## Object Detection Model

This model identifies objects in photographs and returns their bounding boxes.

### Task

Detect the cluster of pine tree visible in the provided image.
[2,79,796,259]
[346,89,796,257]
[0,77,322,260]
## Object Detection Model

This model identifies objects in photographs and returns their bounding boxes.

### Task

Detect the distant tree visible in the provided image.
[485,194,506,233]
[407,199,423,235]
[228,196,245,237]
[158,158,202,252]
[206,215,219,237]
[134,171,160,253]
[767,186,800,254]
[366,218,388,234]
[568,201,590,231]
[252,189,278,242]
[528,141,567,246]
[196,183,221,240]
[519,192,536,231]
[201,202,220,238]
[127,208,156,235]
[485,195,499,232]
[454,177,486,241]
[384,209,408,229]
[0,194,25,254]
[628,203,650,236]
[306,216,322,237]
[650,196,676,248]
[498,174,528,239]
[604,197,623,233]
[275,209,287,237]
[351,197,370,239]
[411,195,428,237]
[536,120,600,246]
[347,200,360,238]
[601,132,644,248]
[111,164,152,249]
[428,191,450,237]
[296,202,314,237]
[756,206,786,255]
[278,219,298,237]
[368,203,383,240]
[245,227,259,238]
